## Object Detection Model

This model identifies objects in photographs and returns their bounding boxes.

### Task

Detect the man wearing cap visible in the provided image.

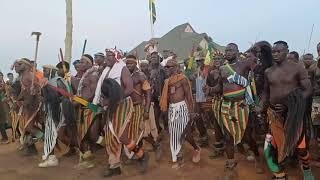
[76,54,99,169]
[38,62,77,167]
[160,59,201,169]
[38,64,59,167]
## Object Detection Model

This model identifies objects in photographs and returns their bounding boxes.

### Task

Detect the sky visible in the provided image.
[1,0,320,76]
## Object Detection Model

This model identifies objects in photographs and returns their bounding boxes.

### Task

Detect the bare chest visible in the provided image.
[169,81,183,95]
[268,68,296,86]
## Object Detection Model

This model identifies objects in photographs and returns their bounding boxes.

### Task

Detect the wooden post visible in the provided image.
[65,0,73,64]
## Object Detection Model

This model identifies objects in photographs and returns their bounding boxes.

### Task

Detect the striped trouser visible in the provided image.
[168,101,189,162]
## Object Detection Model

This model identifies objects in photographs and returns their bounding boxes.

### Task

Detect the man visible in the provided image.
[73,60,81,76]
[0,72,9,144]
[38,62,77,167]
[242,41,273,164]
[8,62,22,142]
[160,59,201,169]
[160,50,175,67]
[302,53,316,78]
[126,55,162,161]
[206,57,225,158]
[76,54,99,168]
[149,52,166,132]
[139,60,161,156]
[287,51,300,63]
[71,59,82,94]
[310,44,320,162]
[140,60,151,78]
[56,61,79,157]
[15,58,43,156]
[97,48,148,177]
[209,43,262,175]
[88,52,107,148]
[193,56,209,147]
[258,41,314,180]
[94,52,106,75]
[38,64,59,167]
[162,49,170,60]
[7,73,14,85]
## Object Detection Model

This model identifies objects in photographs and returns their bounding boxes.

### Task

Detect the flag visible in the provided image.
[149,0,157,24]
[204,49,211,66]
[203,49,213,77]
[187,45,196,70]
[264,134,280,173]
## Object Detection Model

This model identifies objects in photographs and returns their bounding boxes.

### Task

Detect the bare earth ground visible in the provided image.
[0,132,319,180]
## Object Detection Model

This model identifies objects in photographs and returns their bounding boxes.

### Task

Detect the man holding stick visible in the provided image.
[257,41,314,179]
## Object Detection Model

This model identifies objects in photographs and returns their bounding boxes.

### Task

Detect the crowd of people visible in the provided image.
[0,40,320,180]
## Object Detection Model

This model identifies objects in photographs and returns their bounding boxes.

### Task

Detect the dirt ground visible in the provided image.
[0,132,319,180]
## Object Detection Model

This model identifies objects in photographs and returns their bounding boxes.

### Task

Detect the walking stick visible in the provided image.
[31,32,42,94]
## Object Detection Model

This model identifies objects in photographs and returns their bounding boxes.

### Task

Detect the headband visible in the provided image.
[139,60,149,64]
[81,55,93,65]
[126,58,137,64]
[18,58,32,67]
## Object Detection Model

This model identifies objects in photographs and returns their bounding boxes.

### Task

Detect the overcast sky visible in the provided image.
[1,0,319,75]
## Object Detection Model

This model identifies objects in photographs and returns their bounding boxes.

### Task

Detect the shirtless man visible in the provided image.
[160,59,201,169]
[126,56,150,150]
[15,58,43,156]
[302,53,316,79]
[88,52,107,150]
[258,41,314,180]
[76,54,99,168]
[209,43,262,176]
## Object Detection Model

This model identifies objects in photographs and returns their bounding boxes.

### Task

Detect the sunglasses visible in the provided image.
[164,65,175,69]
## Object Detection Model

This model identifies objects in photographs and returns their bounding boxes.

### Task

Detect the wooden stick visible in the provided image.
[82,39,87,55]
